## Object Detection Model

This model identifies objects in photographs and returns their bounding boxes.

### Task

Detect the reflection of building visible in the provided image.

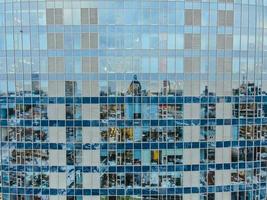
[127,74,142,96]
[162,80,170,95]
[231,81,266,193]
[125,75,142,119]
[232,82,264,141]
[201,86,216,119]
[233,82,263,118]
[233,78,262,96]
[202,85,216,96]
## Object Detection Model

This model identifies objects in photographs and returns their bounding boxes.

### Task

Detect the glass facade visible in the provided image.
[0,0,267,199]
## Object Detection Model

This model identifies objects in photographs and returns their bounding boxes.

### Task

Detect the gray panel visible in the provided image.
[91,57,98,72]
[81,33,90,49]
[81,8,89,25]
[90,33,98,49]
[47,33,55,49]
[90,8,98,24]
[56,33,64,49]
[55,8,63,25]
[46,9,54,25]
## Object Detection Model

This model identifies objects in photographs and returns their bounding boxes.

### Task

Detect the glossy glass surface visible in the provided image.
[0,0,267,199]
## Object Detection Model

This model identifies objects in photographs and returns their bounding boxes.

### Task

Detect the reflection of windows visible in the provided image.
[108,151,116,165]
[159,172,182,187]
[142,172,150,187]
[234,103,262,118]
[239,125,260,140]
[32,80,40,95]
[201,103,216,118]
[151,150,161,164]
[200,171,215,186]
[16,104,46,120]
[208,171,215,185]
[159,104,183,119]
[75,150,82,166]
[107,127,119,142]
[100,104,125,120]
[66,104,81,120]
[100,105,108,120]
[31,173,49,188]
[166,80,178,95]
[142,127,150,142]
[41,104,48,119]
[231,148,238,162]
[262,125,267,139]
[233,147,257,162]
[100,128,108,141]
[200,126,216,141]
[125,150,133,165]
[100,173,117,188]
[231,170,238,183]
[142,127,183,142]
[134,173,141,187]
[65,81,77,96]
[67,168,74,188]
[100,149,137,165]
[262,147,267,161]
[67,150,75,165]
[162,149,183,165]
[200,148,215,163]
[116,173,125,188]
[11,149,48,166]
[66,150,82,166]
[126,173,133,187]
[238,170,245,183]
[108,105,118,120]
[100,150,108,165]
[8,104,15,119]
[66,128,82,143]
[116,150,133,165]
[150,128,158,142]
[125,128,133,141]
[75,169,82,188]
[208,148,215,163]
[239,148,246,162]
[116,150,123,165]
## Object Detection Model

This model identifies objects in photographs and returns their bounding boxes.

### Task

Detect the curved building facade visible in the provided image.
[0,0,267,200]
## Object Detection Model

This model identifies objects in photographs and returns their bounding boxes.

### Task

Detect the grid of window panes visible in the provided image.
[0,0,267,200]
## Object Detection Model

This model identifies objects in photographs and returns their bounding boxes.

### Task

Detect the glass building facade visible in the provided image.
[0,0,267,199]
